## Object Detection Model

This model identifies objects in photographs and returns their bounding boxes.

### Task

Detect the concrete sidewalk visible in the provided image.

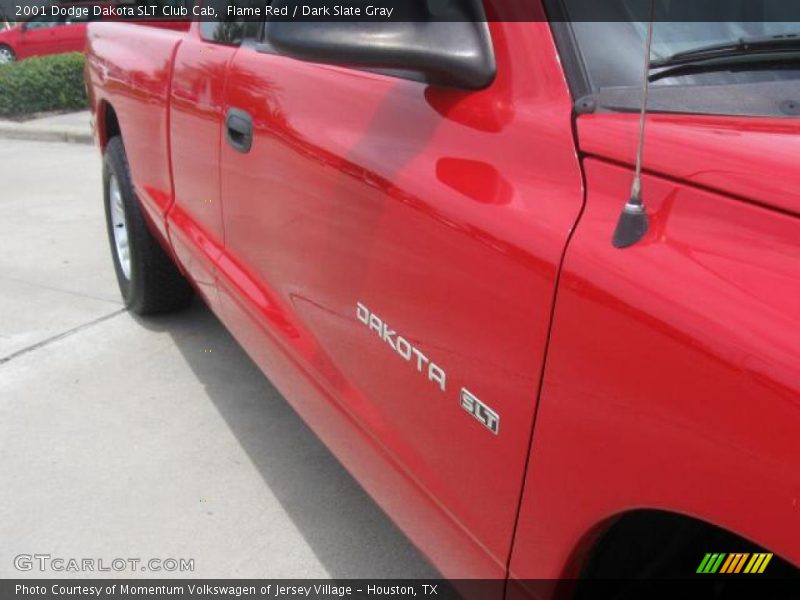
[0,110,92,145]
[0,139,438,579]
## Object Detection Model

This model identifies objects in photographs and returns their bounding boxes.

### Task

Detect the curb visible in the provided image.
[0,126,93,145]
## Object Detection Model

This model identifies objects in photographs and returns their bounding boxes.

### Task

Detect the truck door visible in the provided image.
[166,21,241,307]
[217,20,584,576]
[16,16,62,59]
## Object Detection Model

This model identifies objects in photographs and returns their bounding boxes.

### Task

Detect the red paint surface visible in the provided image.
[85,10,799,587]
[578,113,800,216]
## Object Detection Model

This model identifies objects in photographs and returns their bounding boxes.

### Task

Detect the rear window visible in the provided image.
[198,0,262,45]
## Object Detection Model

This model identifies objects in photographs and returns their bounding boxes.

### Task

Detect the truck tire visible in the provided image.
[103,136,193,315]
[0,44,15,64]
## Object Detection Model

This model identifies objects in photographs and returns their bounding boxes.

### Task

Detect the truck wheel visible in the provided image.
[103,136,193,315]
[0,45,15,64]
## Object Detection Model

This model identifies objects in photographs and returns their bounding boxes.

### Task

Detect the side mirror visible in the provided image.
[263,1,496,90]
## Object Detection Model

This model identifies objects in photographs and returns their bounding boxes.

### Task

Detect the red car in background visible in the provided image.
[0,1,189,63]
[0,4,98,63]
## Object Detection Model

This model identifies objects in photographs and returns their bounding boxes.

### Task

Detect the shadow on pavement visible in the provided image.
[135,298,439,579]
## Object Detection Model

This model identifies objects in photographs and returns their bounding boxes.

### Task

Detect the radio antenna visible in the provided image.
[612,10,655,249]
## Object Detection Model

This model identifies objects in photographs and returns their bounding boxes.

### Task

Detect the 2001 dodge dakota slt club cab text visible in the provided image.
[84,0,800,594]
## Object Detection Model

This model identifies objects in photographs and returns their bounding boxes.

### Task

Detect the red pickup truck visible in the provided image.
[84,0,799,593]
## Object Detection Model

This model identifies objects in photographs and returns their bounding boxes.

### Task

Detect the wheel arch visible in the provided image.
[562,508,794,580]
[97,100,121,150]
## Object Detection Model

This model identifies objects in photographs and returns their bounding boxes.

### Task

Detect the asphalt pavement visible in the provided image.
[0,139,438,579]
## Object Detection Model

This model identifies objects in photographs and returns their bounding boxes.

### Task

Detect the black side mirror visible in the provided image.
[263,1,496,90]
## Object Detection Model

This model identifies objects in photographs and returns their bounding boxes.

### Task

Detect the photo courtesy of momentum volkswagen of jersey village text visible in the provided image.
[0,0,799,599]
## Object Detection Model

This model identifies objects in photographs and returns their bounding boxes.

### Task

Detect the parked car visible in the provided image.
[84,0,800,594]
[0,4,97,63]
[0,2,187,63]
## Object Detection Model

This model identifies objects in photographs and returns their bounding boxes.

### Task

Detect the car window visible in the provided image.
[25,15,62,30]
[199,0,263,45]
[557,0,800,116]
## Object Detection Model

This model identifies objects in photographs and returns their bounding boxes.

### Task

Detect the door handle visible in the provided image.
[225,108,253,153]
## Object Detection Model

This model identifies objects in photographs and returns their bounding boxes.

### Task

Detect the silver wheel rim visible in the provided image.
[108,175,131,280]
[0,48,13,64]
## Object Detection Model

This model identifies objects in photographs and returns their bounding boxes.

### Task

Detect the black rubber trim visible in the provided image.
[543,0,593,102]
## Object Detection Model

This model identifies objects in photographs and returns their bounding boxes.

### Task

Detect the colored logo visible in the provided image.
[697,553,773,574]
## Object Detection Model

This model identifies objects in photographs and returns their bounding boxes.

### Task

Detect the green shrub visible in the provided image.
[0,52,88,117]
